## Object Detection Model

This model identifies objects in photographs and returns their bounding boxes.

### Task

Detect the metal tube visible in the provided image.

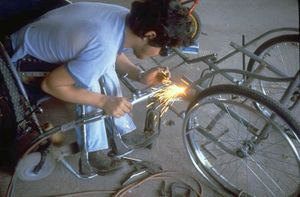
[215,27,299,64]
[119,75,140,94]
[279,71,299,105]
[187,69,293,92]
[81,105,89,162]
[29,86,165,146]
[230,42,287,77]
[242,34,246,80]
[203,58,236,83]
[130,86,162,105]
[60,158,97,179]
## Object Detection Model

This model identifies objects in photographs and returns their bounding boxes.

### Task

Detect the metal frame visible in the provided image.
[1,27,299,196]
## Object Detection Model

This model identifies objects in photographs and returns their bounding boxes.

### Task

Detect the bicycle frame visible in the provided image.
[147,27,300,195]
[154,27,299,104]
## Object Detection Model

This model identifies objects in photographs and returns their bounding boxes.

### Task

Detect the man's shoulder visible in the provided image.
[68,2,128,12]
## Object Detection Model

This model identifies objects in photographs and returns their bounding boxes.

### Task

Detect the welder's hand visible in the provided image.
[140,66,171,86]
[102,96,132,117]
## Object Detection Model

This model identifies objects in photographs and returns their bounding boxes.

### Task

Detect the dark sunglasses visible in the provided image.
[159,46,172,56]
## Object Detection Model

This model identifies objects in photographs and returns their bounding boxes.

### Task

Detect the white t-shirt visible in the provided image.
[11,2,129,88]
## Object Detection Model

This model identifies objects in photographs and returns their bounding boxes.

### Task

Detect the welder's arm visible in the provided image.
[116,53,143,82]
[41,65,132,117]
[116,53,171,86]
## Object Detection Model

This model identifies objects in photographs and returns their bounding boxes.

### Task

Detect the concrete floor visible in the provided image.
[0,0,299,196]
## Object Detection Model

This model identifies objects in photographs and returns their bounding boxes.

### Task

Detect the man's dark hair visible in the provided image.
[127,0,192,48]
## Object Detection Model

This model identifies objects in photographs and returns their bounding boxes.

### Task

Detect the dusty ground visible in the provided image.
[0,0,298,196]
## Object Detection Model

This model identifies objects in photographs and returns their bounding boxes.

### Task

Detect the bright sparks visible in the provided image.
[148,84,186,117]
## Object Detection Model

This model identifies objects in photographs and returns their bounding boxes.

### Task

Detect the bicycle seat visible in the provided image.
[0,0,71,38]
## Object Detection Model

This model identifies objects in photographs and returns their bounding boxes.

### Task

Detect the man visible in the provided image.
[10,0,192,174]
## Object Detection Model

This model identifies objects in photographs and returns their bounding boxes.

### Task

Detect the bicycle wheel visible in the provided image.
[246,34,299,109]
[0,58,27,168]
[183,84,300,197]
[190,11,201,42]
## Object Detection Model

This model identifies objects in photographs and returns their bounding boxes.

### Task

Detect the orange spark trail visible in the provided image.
[148,83,186,117]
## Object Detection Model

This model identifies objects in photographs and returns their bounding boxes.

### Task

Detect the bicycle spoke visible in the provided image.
[184,84,300,196]
[276,44,290,73]
[213,157,240,169]
[255,150,297,160]
[256,139,292,152]
[249,156,299,182]
[255,152,299,168]
[187,125,237,154]
[226,159,243,181]
[218,157,239,175]
[247,155,286,195]
[241,159,277,196]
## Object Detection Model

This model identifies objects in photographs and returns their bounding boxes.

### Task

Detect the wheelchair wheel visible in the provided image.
[0,58,26,168]
[183,84,300,197]
[16,152,56,181]
[246,34,299,109]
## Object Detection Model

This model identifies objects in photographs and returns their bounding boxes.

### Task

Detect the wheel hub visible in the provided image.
[236,140,256,158]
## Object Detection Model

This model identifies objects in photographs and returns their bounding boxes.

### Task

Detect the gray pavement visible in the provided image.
[0,0,298,196]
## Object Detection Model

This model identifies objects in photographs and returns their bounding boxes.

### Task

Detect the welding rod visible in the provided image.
[130,86,163,105]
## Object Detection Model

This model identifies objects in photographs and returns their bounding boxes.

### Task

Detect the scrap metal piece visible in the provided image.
[121,157,163,185]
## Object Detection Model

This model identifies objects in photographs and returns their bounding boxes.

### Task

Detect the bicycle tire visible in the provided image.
[190,11,201,42]
[0,58,25,169]
[246,34,299,108]
[247,34,299,72]
[183,84,300,196]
